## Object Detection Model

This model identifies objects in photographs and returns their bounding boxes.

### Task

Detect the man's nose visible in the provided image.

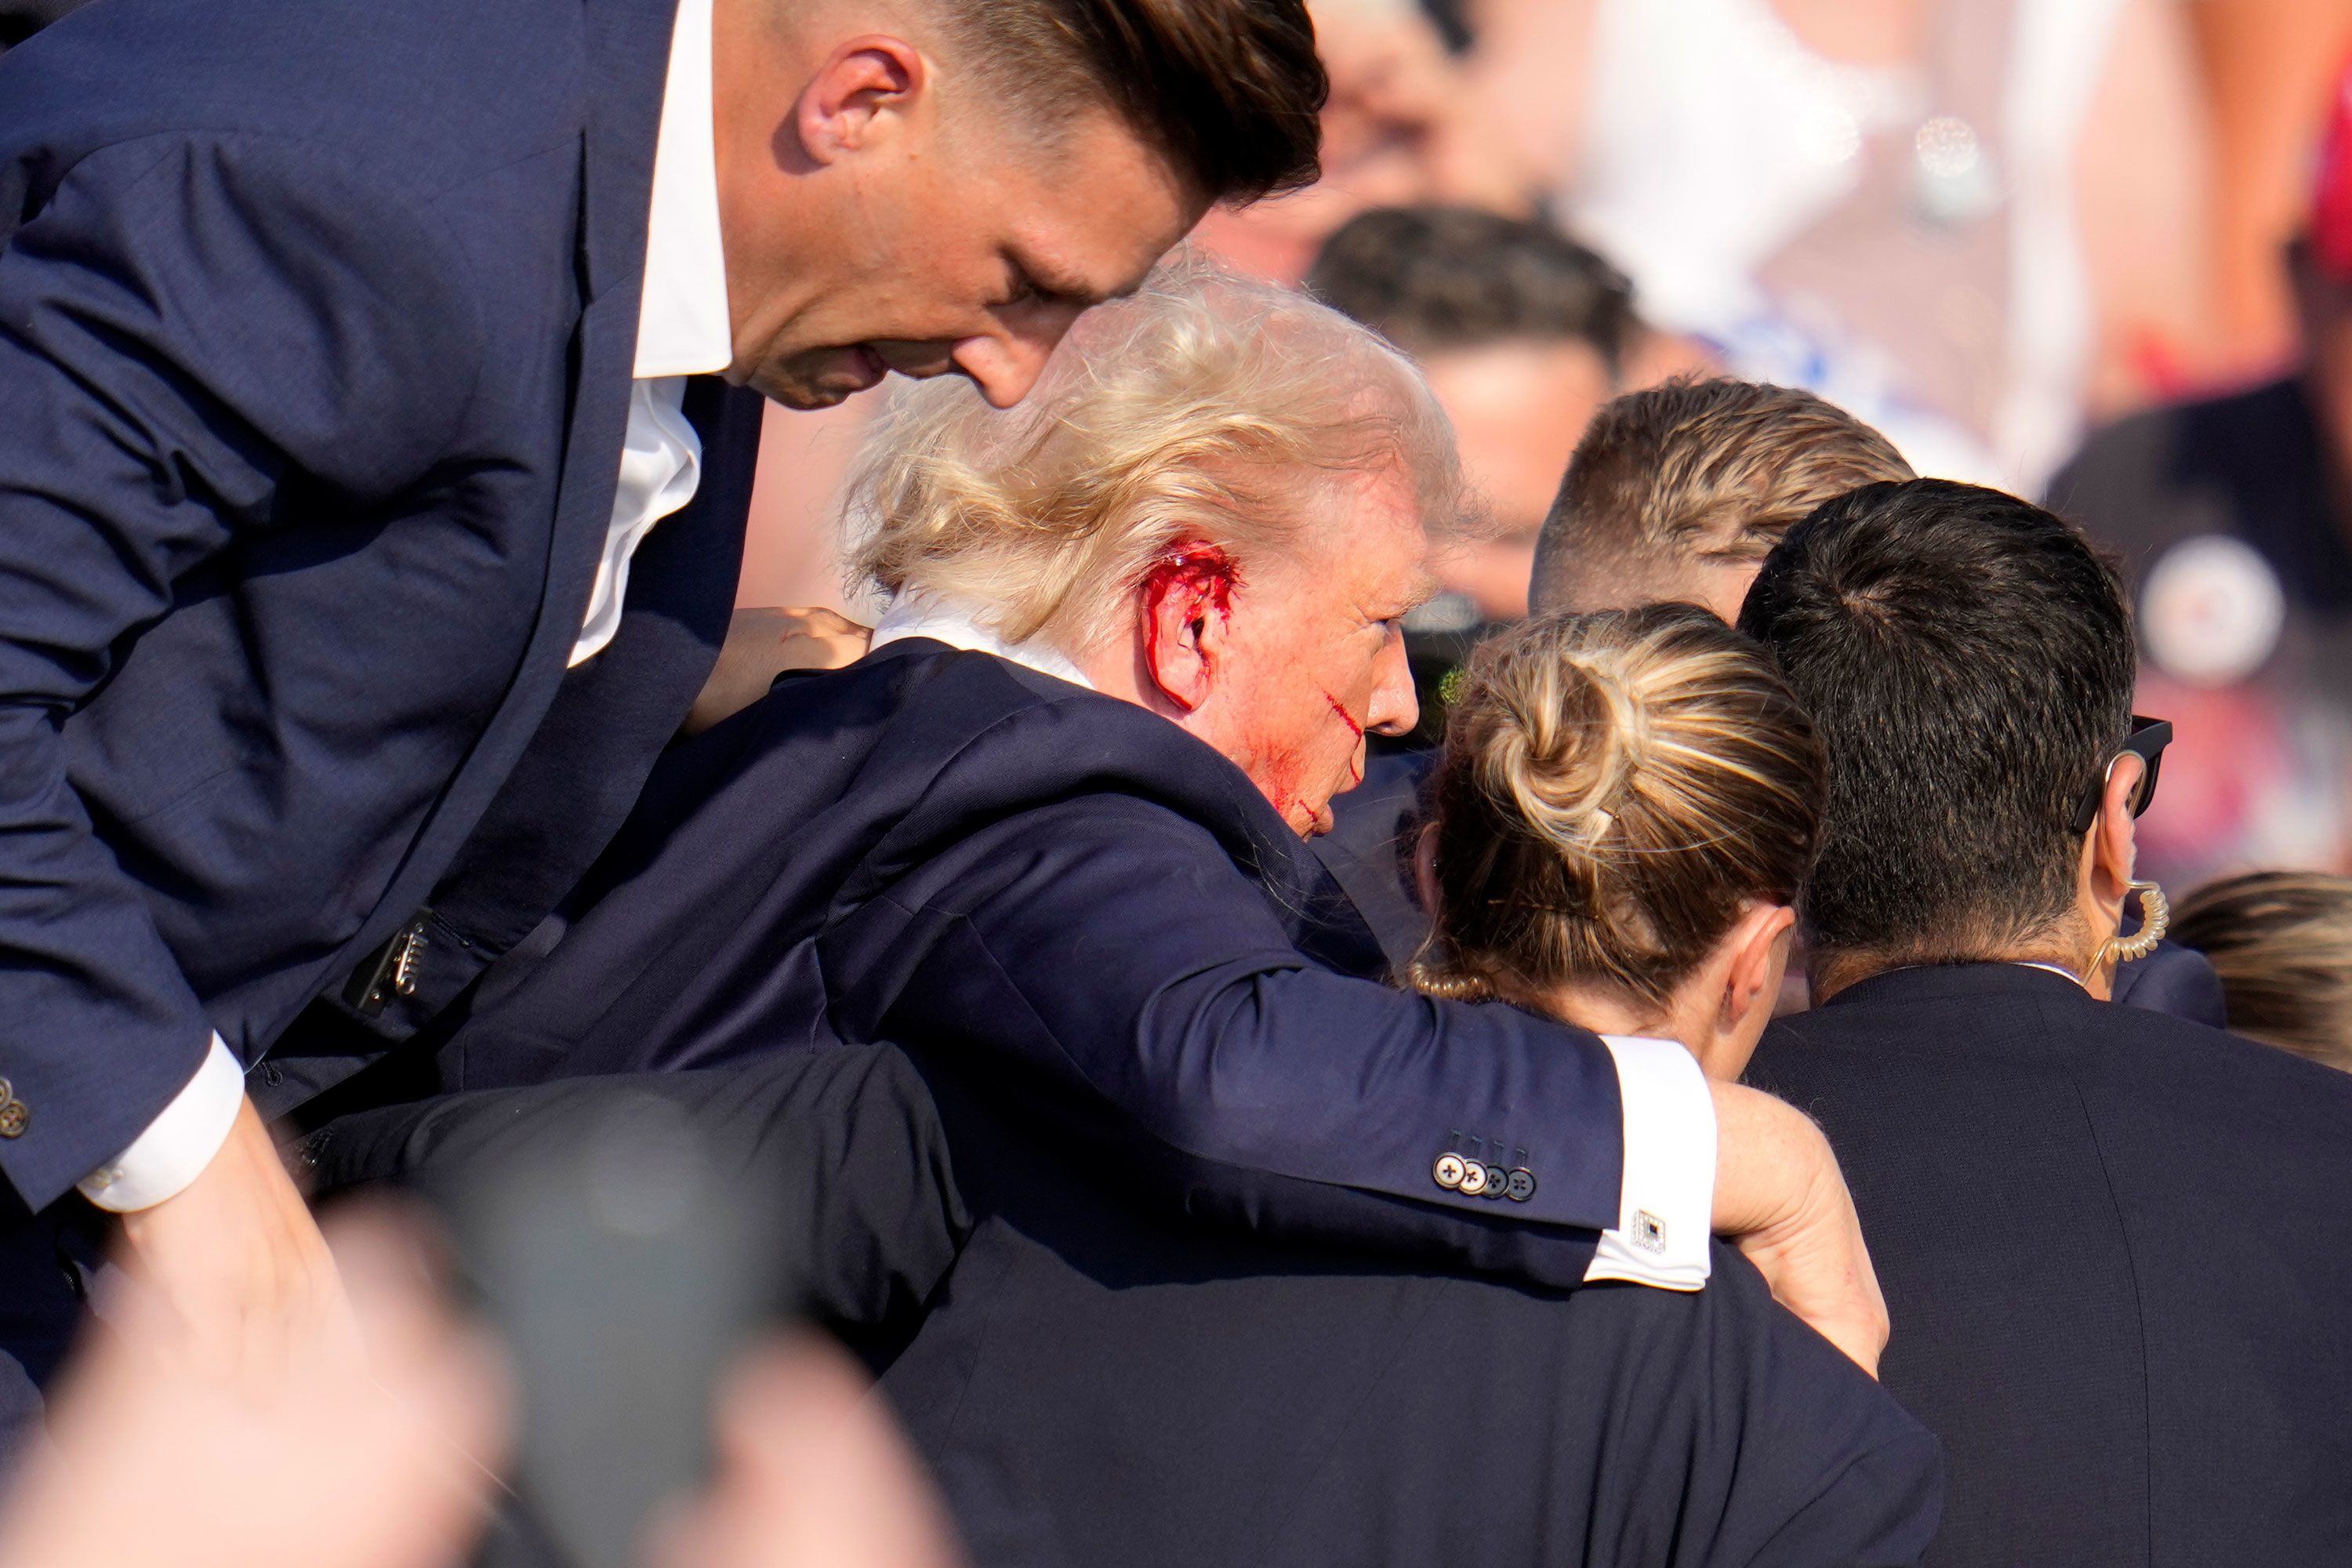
[1366,629,1421,737]
[949,328,1064,409]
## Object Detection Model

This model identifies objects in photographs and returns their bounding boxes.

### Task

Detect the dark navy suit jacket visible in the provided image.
[441,641,1652,1287]
[1748,964,2352,1566]
[881,1074,1943,1567]
[0,0,754,1209]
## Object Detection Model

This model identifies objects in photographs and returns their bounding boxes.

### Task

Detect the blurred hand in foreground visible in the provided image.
[652,1332,965,1568]
[0,1205,510,1568]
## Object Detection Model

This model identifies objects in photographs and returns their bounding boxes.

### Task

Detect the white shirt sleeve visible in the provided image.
[77,1033,246,1212]
[1581,1033,1716,1290]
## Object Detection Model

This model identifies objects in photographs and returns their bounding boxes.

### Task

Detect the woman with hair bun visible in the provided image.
[1412,601,1824,1085]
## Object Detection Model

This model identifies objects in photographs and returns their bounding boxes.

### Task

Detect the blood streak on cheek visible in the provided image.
[1323,690,1367,785]
[1141,543,1243,629]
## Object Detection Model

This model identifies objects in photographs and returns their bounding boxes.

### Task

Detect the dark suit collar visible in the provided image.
[579,0,682,303]
[1817,960,2094,1014]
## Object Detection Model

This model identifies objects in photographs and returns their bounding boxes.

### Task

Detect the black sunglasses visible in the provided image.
[2069,715,2172,836]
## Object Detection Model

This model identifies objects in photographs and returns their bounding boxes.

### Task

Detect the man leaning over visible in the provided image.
[0,0,1321,1433]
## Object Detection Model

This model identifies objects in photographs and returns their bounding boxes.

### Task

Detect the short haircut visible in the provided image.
[947,0,1325,203]
[1531,378,1912,614]
[1737,479,2136,960]
[845,256,1464,652]
[2173,872,2352,1073]
[1305,205,1639,371]
[1414,604,1824,1011]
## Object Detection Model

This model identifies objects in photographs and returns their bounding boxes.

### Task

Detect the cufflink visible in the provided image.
[1632,1209,1667,1254]
[0,1080,27,1139]
[1432,1152,1468,1190]
[1504,1167,1535,1203]
[1457,1160,1490,1196]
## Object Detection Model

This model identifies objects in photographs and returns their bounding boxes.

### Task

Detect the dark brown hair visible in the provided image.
[1305,205,1639,372]
[1739,480,2136,961]
[949,0,1326,203]
[2173,871,2352,1074]
[1531,377,1911,612]
[1413,604,1825,1011]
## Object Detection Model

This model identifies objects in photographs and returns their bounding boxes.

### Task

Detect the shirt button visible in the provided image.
[1457,1160,1490,1196]
[1505,1167,1536,1203]
[1480,1163,1508,1200]
[1432,1152,1468,1190]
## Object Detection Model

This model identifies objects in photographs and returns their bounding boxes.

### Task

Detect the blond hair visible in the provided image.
[844,257,1465,654]
[2173,871,2352,1074]
[1530,377,1913,613]
[1412,604,1824,1011]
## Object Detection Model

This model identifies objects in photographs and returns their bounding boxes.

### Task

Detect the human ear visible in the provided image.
[1699,903,1795,1081]
[1136,544,1243,713]
[2088,753,2145,919]
[793,36,926,165]
[1412,823,1441,913]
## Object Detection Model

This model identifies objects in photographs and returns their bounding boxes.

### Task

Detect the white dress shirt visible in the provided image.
[860,597,1716,1291]
[79,0,732,1210]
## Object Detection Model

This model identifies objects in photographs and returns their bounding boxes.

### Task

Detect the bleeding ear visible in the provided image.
[1138,544,1243,713]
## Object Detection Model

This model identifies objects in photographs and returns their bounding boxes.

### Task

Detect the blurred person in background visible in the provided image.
[1460,0,2218,493]
[2172,869,2352,1073]
[1742,479,2352,1567]
[2185,0,2352,377]
[2048,61,2352,890]
[0,0,1322,1452]
[1187,0,1519,285]
[870,608,1941,1566]
[1308,205,1653,628]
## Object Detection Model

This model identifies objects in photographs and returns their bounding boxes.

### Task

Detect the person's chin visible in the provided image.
[756,346,889,410]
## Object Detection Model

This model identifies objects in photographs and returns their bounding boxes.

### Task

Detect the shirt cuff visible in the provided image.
[77,1035,246,1213]
[1581,1033,1716,1291]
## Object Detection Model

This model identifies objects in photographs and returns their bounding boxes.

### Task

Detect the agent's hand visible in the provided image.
[1,1206,510,1568]
[116,1096,353,1374]
[1708,1080,1889,1377]
[683,606,871,735]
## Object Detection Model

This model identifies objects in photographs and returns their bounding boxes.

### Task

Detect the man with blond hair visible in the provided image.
[1531,376,1915,622]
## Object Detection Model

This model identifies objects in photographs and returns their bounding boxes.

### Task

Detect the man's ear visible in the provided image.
[794,36,926,165]
[1137,545,1243,713]
[2087,753,2145,916]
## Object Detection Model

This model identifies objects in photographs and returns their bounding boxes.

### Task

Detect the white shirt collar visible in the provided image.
[868,594,1097,691]
[634,0,731,379]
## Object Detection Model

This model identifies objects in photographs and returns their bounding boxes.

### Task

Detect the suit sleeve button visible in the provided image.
[1480,1163,1508,1200]
[1505,1167,1535,1202]
[1457,1160,1490,1196]
[1432,1152,1467,1190]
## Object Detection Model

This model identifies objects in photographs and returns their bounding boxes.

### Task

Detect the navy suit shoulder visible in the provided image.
[446,641,1641,1288]
[1748,964,2352,1566]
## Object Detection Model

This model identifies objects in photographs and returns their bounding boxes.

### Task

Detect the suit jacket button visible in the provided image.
[0,1099,28,1139]
[1457,1160,1490,1196]
[1480,1163,1508,1200]
[1505,1167,1536,1203]
[1432,1152,1468,1190]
